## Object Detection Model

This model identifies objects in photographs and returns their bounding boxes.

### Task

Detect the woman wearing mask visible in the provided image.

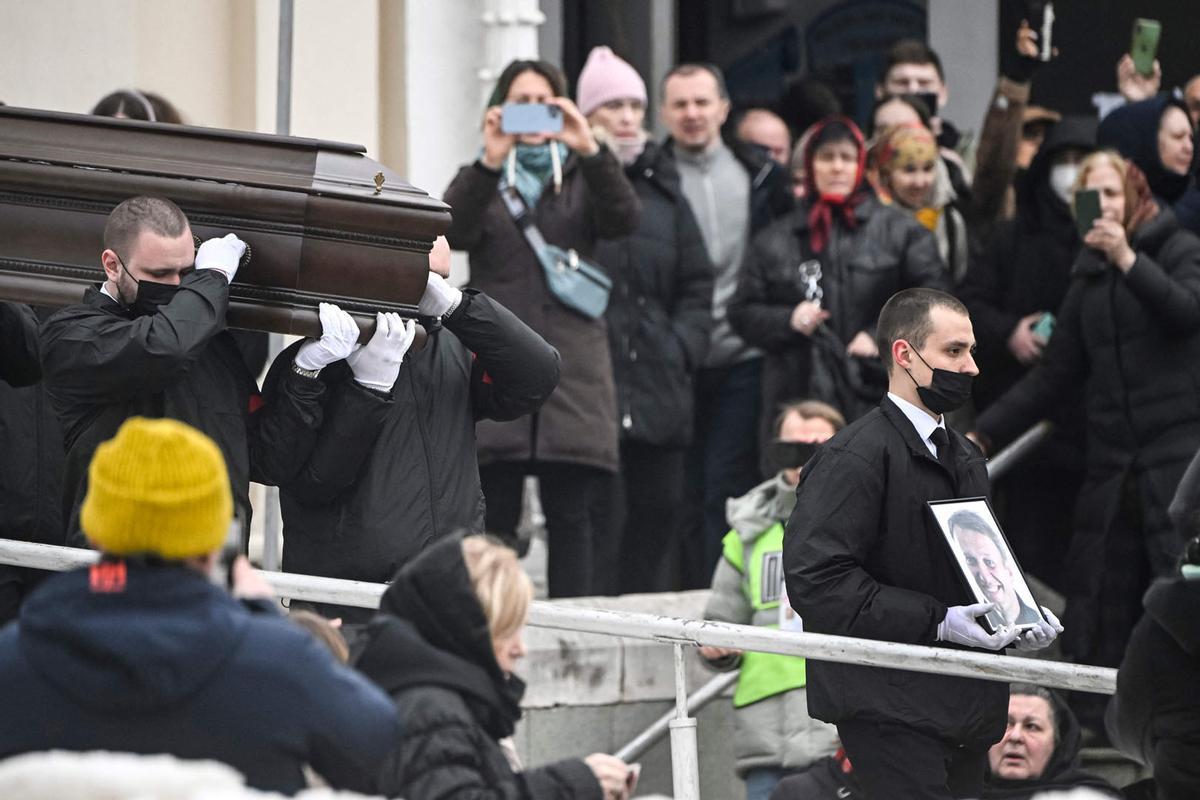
[443,60,640,597]
[575,47,714,593]
[729,115,947,438]
[357,535,632,800]
[957,115,1096,593]
[973,150,1200,738]
[872,123,969,280]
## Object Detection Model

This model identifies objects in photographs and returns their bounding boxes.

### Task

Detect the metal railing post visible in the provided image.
[668,643,701,800]
[616,671,738,763]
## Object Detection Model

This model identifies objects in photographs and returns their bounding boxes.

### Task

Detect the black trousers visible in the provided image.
[601,441,686,595]
[481,460,611,598]
[837,719,988,800]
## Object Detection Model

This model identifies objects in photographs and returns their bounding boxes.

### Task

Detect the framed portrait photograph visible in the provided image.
[927,497,1045,633]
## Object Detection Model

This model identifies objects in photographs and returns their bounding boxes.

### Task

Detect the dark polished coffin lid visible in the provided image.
[0,106,449,339]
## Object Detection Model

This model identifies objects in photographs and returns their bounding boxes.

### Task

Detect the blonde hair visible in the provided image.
[1073,149,1157,233]
[462,535,534,641]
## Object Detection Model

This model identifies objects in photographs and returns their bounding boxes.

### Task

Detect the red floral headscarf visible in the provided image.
[802,115,869,253]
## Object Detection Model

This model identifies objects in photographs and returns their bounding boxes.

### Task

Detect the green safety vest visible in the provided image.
[721,523,808,708]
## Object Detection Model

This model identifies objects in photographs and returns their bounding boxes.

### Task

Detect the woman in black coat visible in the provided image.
[729,115,948,436]
[355,535,631,800]
[975,150,1200,729]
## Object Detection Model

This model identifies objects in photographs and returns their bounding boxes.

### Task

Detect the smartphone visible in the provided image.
[501,103,563,135]
[1074,189,1101,239]
[1130,18,1161,77]
[913,91,939,117]
[1031,312,1055,341]
[1026,1,1056,62]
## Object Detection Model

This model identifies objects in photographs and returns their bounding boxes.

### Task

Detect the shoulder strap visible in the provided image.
[499,186,553,258]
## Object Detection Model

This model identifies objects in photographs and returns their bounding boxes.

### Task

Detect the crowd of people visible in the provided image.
[2,13,1200,800]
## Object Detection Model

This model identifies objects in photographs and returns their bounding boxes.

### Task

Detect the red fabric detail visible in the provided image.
[247,393,265,414]
[802,115,869,253]
[89,561,127,594]
[481,371,493,385]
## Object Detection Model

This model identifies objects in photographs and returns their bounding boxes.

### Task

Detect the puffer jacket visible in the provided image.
[595,141,713,447]
[729,194,948,430]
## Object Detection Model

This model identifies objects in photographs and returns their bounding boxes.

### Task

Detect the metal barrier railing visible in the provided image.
[0,514,1112,799]
[986,420,1054,480]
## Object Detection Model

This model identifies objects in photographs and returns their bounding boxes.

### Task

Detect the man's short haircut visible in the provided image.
[949,509,1009,565]
[875,288,968,370]
[103,196,190,258]
[661,62,729,100]
[881,39,945,83]
[1009,683,1060,743]
[773,399,846,437]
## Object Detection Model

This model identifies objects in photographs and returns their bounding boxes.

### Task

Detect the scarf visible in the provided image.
[501,141,567,210]
[803,116,868,254]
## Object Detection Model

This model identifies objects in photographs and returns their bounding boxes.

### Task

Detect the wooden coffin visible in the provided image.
[0,106,449,339]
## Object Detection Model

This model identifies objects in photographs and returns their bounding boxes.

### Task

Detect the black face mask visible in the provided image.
[114,253,180,317]
[765,440,819,474]
[906,348,973,414]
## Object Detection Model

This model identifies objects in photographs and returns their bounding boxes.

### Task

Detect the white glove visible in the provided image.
[1011,606,1064,652]
[346,312,416,391]
[418,272,463,318]
[195,233,247,283]
[936,602,1021,650]
[294,303,361,372]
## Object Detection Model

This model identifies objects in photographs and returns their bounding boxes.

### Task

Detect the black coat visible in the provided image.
[269,290,559,608]
[0,303,62,548]
[1107,576,1200,800]
[976,208,1200,655]
[595,143,714,448]
[356,536,601,800]
[729,196,948,430]
[784,398,1007,746]
[0,562,400,795]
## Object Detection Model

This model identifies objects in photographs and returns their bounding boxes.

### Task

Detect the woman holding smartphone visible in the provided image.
[443,60,639,598]
[973,150,1200,738]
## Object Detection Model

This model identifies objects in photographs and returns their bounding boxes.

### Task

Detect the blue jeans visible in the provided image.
[681,357,763,589]
[744,766,788,800]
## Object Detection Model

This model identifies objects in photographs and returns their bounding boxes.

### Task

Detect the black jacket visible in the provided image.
[356,536,601,800]
[977,207,1200,553]
[1107,576,1200,800]
[39,271,331,543]
[983,689,1120,799]
[0,303,62,547]
[595,142,714,447]
[0,562,400,795]
[730,196,948,429]
[270,290,559,611]
[784,398,1007,746]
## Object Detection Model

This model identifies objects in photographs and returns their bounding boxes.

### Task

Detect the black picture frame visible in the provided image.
[927,496,1045,634]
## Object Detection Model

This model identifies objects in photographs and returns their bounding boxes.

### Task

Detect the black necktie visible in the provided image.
[929,426,955,477]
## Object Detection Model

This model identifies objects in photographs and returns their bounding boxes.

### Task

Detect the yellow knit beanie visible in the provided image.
[81,417,233,559]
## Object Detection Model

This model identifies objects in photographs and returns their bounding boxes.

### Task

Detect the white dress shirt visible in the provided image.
[887,392,946,459]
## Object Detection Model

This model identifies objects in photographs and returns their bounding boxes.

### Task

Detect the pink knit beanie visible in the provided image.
[576,46,647,116]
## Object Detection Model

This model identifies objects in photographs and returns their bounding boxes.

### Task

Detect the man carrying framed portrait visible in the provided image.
[783,288,1063,800]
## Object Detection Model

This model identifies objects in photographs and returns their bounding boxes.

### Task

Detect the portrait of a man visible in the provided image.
[948,509,1040,627]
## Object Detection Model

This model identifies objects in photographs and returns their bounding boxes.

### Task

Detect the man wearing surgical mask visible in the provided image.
[784,288,1062,800]
[958,115,1095,594]
[39,195,374,542]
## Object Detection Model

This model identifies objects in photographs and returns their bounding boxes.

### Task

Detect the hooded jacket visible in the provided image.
[1107,575,1200,800]
[0,561,400,795]
[983,690,1120,799]
[355,536,601,800]
[266,289,559,621]
[704,473,840,776]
